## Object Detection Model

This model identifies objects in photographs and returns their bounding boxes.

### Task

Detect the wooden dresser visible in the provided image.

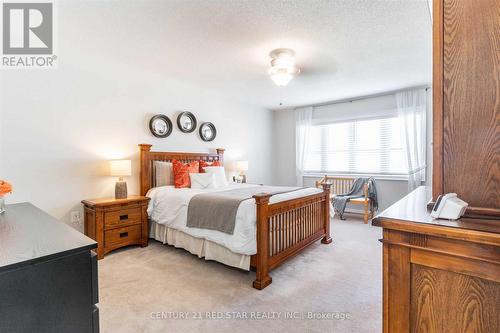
[82,196,150,259]
[373,187,500,333]
[0,203,99,333]
[375,0,500,329]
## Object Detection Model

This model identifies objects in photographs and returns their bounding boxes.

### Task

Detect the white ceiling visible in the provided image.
[74,0,432,110]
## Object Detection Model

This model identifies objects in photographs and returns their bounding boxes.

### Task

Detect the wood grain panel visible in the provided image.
[411,249,500,283]
[411,264,500,333]
[104,224,142,251]
[104,206,142,230]
[442,0,500,209]
[385,230,410,333]
[432,0,444,197]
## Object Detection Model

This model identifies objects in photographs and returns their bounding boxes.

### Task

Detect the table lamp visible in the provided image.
[110,160,132,199]
[235,160,248,183]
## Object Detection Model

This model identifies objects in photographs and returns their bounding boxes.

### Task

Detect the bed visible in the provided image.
[139,144,332,289]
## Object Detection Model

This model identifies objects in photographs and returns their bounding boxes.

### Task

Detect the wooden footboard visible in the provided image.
[251,183,332,290]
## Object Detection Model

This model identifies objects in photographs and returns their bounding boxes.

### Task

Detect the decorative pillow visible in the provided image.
[189,173,217,189]
[199,160,221,173]
[153,161,173,186]
[172,160,199,188]
[202,166,228,187]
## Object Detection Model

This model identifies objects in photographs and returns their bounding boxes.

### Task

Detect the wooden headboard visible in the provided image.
[138,144,225,196]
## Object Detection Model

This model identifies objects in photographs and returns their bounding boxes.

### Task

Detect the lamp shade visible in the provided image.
[110,160,132,177]
[236,161,249,173]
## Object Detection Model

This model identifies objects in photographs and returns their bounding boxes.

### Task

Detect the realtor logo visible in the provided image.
[3,2,53,54]
[1,1,57,68]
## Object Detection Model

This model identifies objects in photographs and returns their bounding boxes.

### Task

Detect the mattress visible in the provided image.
[146,183,321,256]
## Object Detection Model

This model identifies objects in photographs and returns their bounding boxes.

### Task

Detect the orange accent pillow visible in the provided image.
[199,160,221,173]
[172,160,199,188]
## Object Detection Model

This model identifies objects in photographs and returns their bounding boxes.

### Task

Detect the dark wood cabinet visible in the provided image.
[0,203,99,333]
[433,0,500,216]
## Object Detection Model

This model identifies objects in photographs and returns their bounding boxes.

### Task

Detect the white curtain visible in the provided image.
[396,88,427,192]
[295,106,313,186]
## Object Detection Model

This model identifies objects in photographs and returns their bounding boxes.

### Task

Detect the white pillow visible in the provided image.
[154,161,173,186]
[203,166,228,187]
[190,173,217,189]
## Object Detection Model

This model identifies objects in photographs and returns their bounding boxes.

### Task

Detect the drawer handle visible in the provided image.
[119,214,129,221]
[119,232,128,238]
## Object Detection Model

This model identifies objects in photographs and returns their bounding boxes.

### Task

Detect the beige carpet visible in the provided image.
[98,216,382,333]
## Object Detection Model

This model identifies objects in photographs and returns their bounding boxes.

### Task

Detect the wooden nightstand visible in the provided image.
[82,196,150,259]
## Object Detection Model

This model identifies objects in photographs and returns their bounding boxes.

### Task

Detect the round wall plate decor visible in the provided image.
[149,114,173,138]
[199,122,217,142]
[177,111,197,133]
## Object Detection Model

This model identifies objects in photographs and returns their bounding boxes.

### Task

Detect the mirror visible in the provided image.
[199,122,217,142]
[149,114,173,138]
[177,111,197,133]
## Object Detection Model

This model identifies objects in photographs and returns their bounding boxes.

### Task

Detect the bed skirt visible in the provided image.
[149,221,251,270]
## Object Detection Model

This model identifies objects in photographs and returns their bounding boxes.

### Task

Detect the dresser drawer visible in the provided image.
[104,207,142,230]
[104,225,142,248]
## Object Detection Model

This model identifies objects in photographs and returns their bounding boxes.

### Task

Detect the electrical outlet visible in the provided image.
[71,211,81,225]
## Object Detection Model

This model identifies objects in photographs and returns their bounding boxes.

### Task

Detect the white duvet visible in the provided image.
[147,183,321,255]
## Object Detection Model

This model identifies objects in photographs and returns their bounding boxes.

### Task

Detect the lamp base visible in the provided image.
[115,181,128,199]
[233,174,246,184]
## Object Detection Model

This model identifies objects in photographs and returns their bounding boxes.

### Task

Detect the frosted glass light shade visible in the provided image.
[236,161,249,173]
[110,160,132,177]
[270,71,294,86]
[268,48,300,86]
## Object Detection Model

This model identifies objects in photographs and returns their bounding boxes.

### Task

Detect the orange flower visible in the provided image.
[0,180,13,196]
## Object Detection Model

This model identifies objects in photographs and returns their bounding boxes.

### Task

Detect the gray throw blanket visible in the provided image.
[187,186,302,234]
[333,177,378,219]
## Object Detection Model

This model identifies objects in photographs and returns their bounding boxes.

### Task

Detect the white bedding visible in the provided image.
[147,183,321,255]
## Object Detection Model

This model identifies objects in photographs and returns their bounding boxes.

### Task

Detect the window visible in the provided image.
[305,116,409,176]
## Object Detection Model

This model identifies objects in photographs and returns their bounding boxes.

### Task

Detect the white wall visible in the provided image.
[0,3,273,231]
[272,89,433,212]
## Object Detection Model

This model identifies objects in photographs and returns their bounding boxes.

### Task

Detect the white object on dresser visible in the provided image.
[430,193,468,220]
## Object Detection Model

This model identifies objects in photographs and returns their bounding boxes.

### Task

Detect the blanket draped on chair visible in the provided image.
[333,177,378,219]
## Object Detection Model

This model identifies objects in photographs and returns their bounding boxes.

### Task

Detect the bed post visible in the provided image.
[321,183,333,244]
[139,144,152,196]
[252,193,272,290]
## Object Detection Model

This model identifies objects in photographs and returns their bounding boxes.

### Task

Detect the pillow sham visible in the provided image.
[202,166,228,187]
[172,160,199,188]
[199,160,222,173]
[153,161,173,186]
[190,173,217,189]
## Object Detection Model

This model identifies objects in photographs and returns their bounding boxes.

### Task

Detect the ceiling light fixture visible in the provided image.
[268,48,300,87]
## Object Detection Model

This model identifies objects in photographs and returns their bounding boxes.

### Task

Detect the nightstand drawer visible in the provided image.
[104,225,142,247]
[104,207,141,229]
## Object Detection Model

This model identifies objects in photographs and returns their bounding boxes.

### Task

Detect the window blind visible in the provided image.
[304,116,408,176]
